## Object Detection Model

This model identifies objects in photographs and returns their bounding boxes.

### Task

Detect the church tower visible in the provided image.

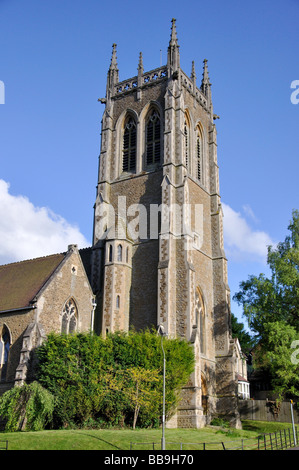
[91,20,240,428]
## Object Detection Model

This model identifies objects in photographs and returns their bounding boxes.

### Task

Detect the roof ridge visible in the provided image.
[0,251,66,269]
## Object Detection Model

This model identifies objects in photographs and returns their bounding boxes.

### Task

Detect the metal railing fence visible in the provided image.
[130,426,298,451]
[0,441,8,450]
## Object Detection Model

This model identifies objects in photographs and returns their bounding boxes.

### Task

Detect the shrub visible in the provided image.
[0,381,54,432]
[36,329,194,429]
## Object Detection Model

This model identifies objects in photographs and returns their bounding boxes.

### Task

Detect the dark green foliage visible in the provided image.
[36,330,194,429]
[231,313,255,354]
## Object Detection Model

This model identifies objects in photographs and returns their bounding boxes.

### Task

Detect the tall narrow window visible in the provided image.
[116,295,120,309]
[195,288,206,355]
[184,120,189,171]
[123,117,136,172]
[61,299,78,335]
[0,325,10,381]
[109,244,113,262]
[196,131,202,182]
[117,244,122,262]
[146,110,161,166]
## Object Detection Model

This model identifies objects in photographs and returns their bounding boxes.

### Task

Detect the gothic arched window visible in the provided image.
[109,244,113,262]
[196,129,202,182]
[0,325,10,381]
[195,288,206,355]
[123,116,137,173]
[184,119,190,171]
[117,244,123,262]
[61,299,78,335]
[146,110,161,167]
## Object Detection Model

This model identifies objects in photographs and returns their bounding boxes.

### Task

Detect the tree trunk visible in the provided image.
[133,382,139,430]
[133,405,140,430]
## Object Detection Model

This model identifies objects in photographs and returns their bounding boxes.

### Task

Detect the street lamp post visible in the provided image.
[290,400,297,446]
[158,325,167,451]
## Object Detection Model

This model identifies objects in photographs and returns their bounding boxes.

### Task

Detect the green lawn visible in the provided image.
[0,420,296,450]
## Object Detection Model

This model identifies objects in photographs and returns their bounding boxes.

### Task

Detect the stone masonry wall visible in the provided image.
[37,250,94,335]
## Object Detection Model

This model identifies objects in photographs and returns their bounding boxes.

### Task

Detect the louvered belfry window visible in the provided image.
[197,133,201,182]
[146,110,160,166]
[123,117,137,172]
[184,120,189,171]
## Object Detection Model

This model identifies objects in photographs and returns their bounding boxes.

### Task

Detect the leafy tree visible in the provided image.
[0,381,54,432]
[233,209,299,337]
[105,367,160,429]
[253,321,299,400]
[233,210,299,398]
[231,313,255,354]
[267,210,299,327]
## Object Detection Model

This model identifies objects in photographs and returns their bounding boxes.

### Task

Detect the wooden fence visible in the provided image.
[239,399,299,424]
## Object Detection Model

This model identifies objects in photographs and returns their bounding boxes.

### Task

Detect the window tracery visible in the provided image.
[61,299,78,334]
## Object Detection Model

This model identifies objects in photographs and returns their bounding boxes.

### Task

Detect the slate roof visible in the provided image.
[0,253,65,312]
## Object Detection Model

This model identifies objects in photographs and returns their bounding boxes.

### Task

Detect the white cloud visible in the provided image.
[222,202,275,263]
[0,180,90,264]
[242,204,259,223]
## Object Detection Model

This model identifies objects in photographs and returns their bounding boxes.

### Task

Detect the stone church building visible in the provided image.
[0,20,241,427]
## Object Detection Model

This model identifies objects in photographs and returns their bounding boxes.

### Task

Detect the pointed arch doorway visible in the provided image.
[201,373,208,416]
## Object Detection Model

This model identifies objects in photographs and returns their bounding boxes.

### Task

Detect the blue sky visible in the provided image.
[0,0,298,329]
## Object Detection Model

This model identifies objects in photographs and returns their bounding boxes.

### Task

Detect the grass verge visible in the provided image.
[0,420,296,450]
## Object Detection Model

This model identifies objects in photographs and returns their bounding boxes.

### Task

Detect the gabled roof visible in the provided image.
[0,253,65,312]
[237,373,249,383]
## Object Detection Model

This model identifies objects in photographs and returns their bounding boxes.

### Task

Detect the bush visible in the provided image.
[0,381,54,432]
[36,330,194,429]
